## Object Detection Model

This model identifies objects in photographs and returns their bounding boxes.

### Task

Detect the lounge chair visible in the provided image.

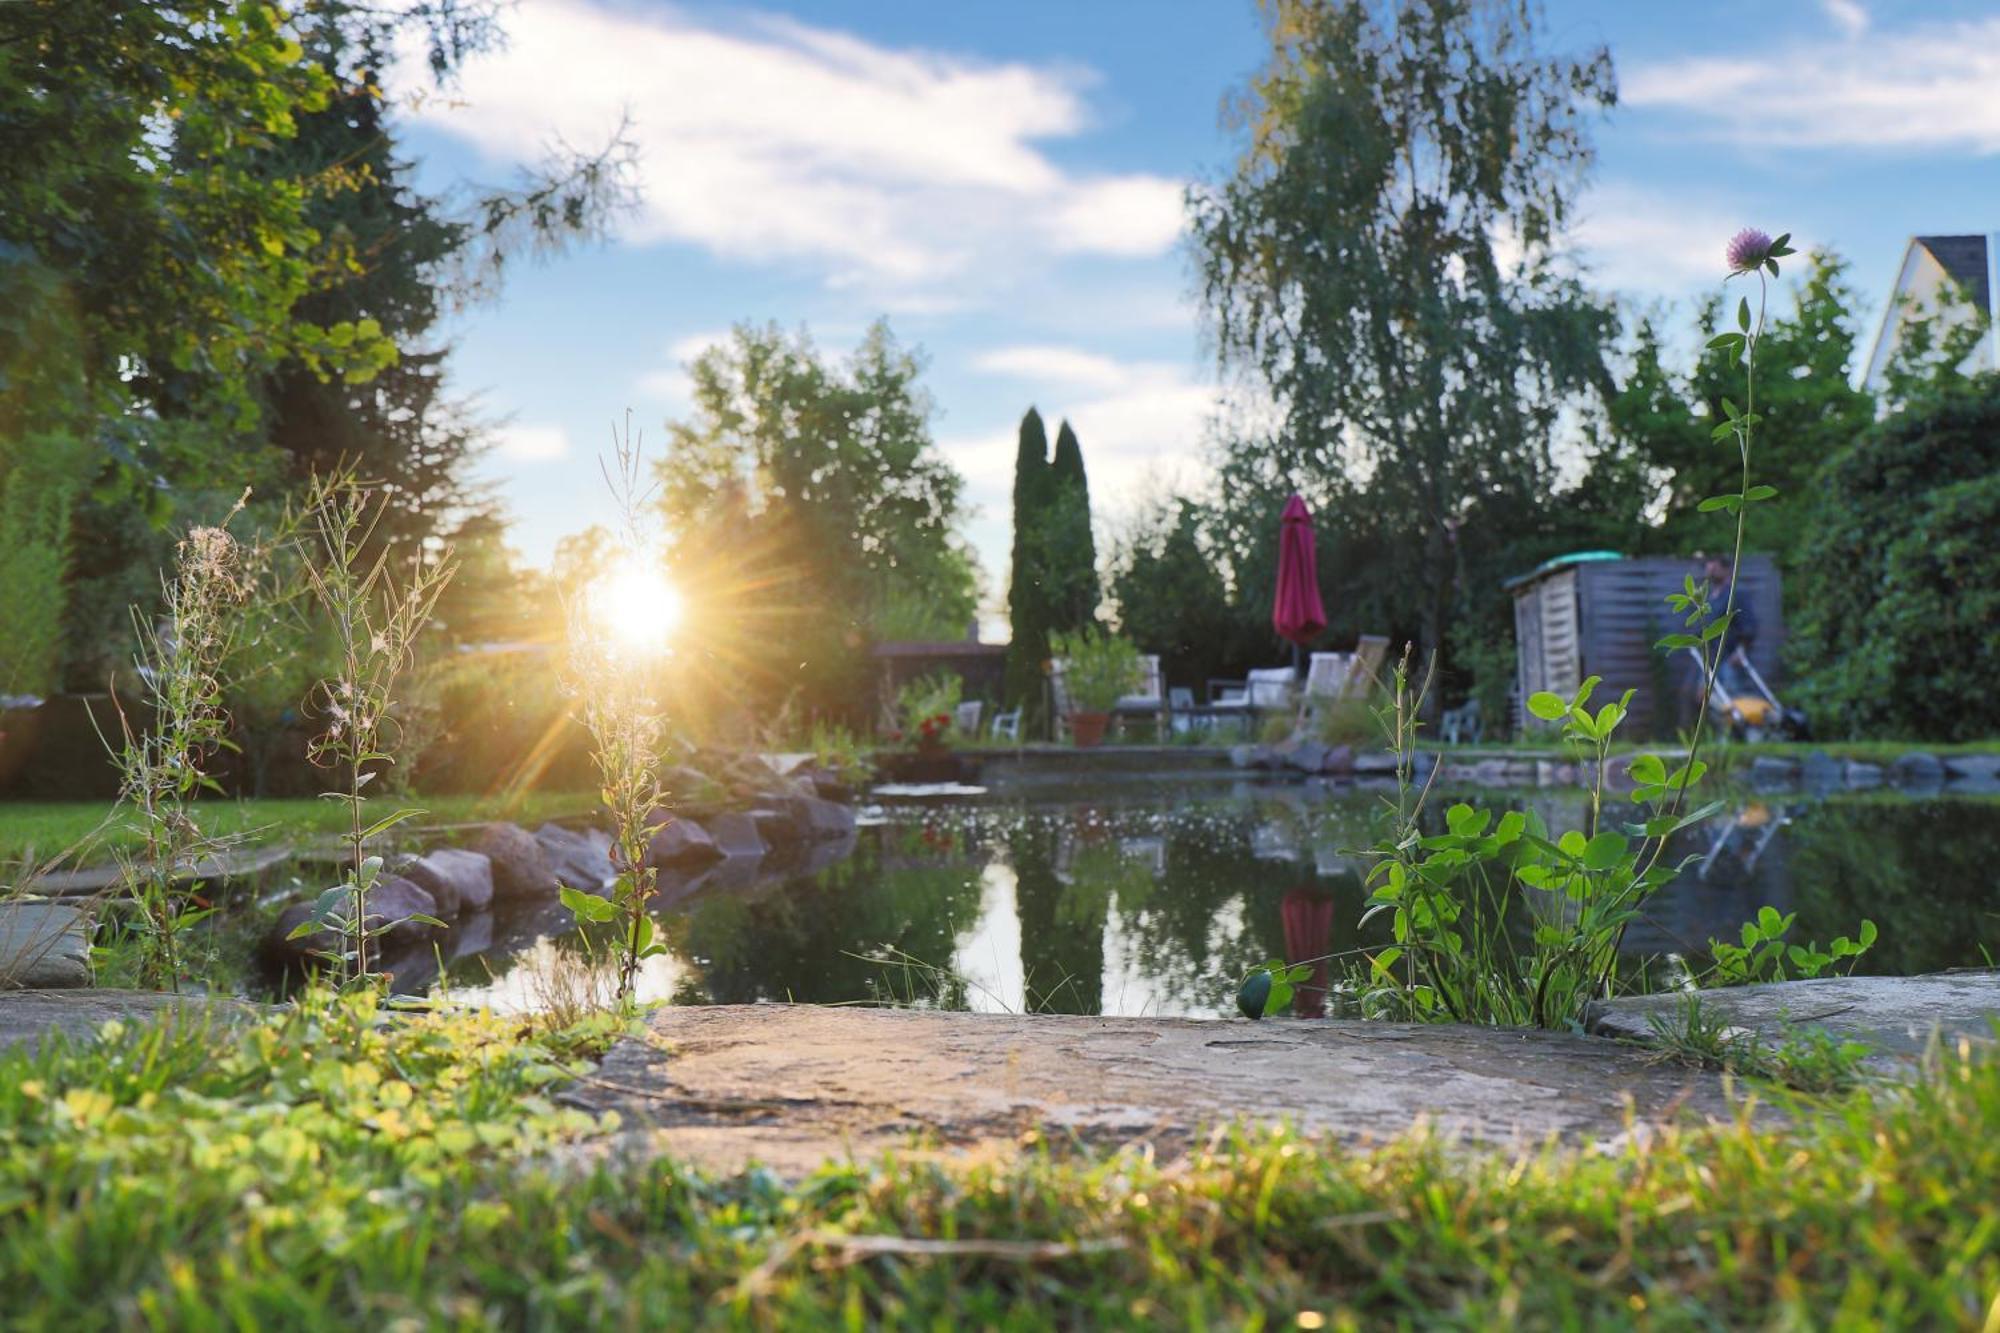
[1111,654,1166,741]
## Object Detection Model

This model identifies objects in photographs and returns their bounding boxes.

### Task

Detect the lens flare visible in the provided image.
[588,558,682,656]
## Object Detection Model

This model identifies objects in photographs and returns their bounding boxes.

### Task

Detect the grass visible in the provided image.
[1,993,1997,1327]
[0,790,600,864]
[1426,737,2000,760]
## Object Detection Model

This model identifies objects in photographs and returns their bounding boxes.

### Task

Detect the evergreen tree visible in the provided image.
[1044,419,1100,632]
[1004,408,1053,707]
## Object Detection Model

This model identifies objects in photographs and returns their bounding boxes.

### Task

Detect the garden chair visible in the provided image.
[1439,697,1483,745]
[1045,659,1073,742]
[953,699,983,738]
[990,708,1022,743]
[1112,653,1166,741]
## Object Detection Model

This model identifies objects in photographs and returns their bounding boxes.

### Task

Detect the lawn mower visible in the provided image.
[1685,646,1811,742]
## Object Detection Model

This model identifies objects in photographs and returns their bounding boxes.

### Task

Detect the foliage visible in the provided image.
[1191,0,1617,669]
[1004,408,1054,710]
[1108,496,1237,692]
[291,478,455,980]
[562,421,671,1003]
[1703,905,1876,987]
[3,998,1998,1325]
[0,431,82,698]
[659,320,976,724]
[1050,628,1140,714]
[1645,993,1874,1095]
[1043,419,1100,633]
[892,673,963,750]
[106,505,254,989]
[1789,376,2000,740]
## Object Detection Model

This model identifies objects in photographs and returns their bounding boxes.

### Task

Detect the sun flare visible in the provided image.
[588,558,683,656]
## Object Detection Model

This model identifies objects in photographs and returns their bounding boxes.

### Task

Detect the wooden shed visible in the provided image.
[1507,553,1784,737]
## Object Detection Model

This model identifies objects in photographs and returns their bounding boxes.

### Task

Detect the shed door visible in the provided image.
[1539,571,1581,705]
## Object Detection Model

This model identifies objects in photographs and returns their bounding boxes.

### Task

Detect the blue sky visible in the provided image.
[399,0,1999,634]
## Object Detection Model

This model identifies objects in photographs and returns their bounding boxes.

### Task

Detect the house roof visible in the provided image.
[1916,234,1991,316]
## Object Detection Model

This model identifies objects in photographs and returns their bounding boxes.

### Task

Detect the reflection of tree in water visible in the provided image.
[1012,814,1108,1013]
[668,830,985,1004]
[1782,798,2000,975]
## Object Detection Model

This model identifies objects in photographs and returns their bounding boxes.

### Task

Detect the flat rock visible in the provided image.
[706,812,767,860]
[1591,970,2000,1075]
[562,1006,1755,1178]
[0,902,91,988]
[0,989,262,1053]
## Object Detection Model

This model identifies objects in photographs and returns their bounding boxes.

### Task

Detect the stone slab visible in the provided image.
[0,902,91,988]
[562,1005,1755,1177]
[0,989,262,1053]
[1591,970,2000,1074]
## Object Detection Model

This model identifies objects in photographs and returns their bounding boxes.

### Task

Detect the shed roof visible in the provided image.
[1501,549,1623,592]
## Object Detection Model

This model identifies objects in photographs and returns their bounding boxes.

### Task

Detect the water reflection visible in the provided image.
[450,781,2000,1019]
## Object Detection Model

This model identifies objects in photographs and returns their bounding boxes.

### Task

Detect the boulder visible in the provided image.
[751,806,803,848]
[1284,741,1330,775]
[1800,751,1843,790]
[644,811,721,868]
[265,876,439,967]
[1229,744,1257,770]
[1748,755,1799,789]
[797,765,855,803]
[1321,744,1355,777]
[1944,754,2000,782]
[401,847,494,917]
[786,794,857,841]
[1889,752,1945,788]
[707,811,767,860]
[535,823,616,896]
[0,902,91,989]
[470,823,556,901]
[1844,759,1884,787]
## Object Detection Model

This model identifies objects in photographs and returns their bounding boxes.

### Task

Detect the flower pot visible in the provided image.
[1069,711,1111,748]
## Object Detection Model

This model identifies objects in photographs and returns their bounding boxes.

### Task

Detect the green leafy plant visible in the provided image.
[1049,627,1139,713]
[1706,907,1877,986]
[1235,960,1314,1019]
[892,672,962,750]
[1647,992,1873,1094]
[106,501,253,990]
[563,417,672,1003]
[289,476,455,982]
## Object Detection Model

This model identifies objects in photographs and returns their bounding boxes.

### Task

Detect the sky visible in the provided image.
[397,0,2000,637]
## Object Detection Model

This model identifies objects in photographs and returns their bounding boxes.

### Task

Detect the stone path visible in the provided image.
[0,989,259,1053]
[562,1005,1754,1177]
[1592,969,2000,1075]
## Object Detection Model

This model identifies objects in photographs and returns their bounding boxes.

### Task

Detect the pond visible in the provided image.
[442,773,2000,1018]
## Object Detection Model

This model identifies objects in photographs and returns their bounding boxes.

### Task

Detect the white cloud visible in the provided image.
[971,344,1131,390]
[1821,0,1868,38]
[401,1,1186,302]
[1567,182,1743,296]
[493,423,572,462]
[1624,15,2000,152]
[632,329,734,406]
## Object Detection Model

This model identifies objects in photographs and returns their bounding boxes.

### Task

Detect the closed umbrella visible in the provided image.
[1280,888,1335,1018]
[1271,494,1327,674]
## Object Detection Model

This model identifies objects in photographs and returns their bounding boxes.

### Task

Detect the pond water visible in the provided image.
[442,774,2000,1018]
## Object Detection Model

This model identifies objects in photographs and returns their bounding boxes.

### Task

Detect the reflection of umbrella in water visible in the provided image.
[1281,888,1335,1017]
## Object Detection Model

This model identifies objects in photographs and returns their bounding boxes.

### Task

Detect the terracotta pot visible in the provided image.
[1069,711,1111,748]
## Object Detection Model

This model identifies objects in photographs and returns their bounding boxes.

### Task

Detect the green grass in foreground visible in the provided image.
[2,992,1997,1328]
[0,790,600,863]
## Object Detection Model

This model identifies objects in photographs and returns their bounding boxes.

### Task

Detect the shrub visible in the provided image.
[0,432,80,699]
[1049,628,1139,713]
[1791,379,2000,740]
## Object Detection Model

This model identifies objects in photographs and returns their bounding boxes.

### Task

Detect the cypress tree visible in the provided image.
[1004,407,1052,707]
[1046,419,1100,632]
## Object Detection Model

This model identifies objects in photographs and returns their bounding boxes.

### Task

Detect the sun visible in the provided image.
[588,557,683,656]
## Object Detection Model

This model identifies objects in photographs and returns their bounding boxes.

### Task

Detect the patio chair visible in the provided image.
[953,699,984,738]
[1439,697,1483,745]
[1045,659,1073,742]
[990,707,1022,743]
[1208,666,1297,727]
[1168,686,1197,733]
[1112,654,1166,741]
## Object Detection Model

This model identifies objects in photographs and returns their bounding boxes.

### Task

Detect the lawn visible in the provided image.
[1,992,1995,1328]
[0,790,601,864]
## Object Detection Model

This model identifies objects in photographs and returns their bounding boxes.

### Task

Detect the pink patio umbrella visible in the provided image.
[1272,494,1328,671]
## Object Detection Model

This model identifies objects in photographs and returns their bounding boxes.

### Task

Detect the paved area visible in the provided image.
[562,1004,1754,1176]
[1592,969,2000,1075]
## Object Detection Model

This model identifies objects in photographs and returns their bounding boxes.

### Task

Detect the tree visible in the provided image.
[659,320,977,722]
[1004,408,1054,707]
[1790,376,2000,741]
[1110,498,1237,690]
[1043,419,1100,633]
[1190,0,1617,671]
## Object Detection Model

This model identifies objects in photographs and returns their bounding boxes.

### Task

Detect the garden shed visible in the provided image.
[1506,553,1784,737]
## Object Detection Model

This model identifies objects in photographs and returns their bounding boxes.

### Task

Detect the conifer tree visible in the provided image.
[1004,408,1052,708]
[1045,419,1099,632]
